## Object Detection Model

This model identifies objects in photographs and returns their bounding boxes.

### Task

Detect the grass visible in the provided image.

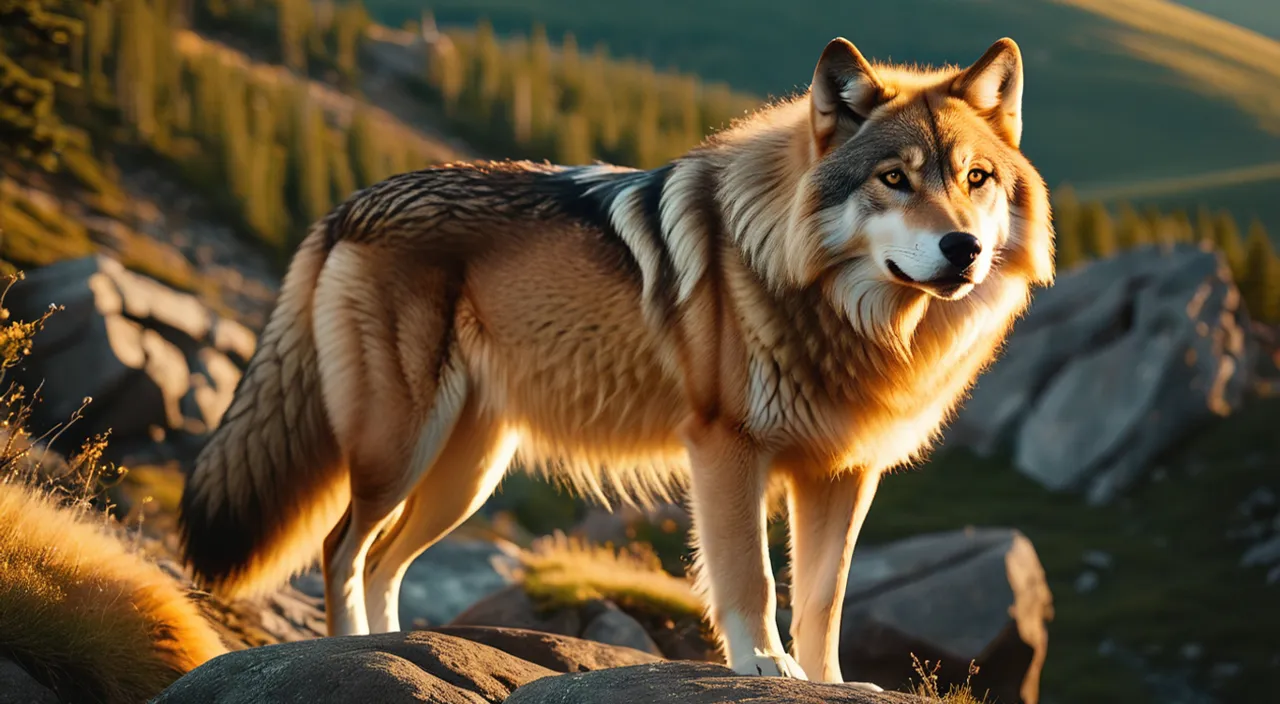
[910,656,988,704]
[516,531,703,621]
[0,272,228,702]
[0,480,228,703]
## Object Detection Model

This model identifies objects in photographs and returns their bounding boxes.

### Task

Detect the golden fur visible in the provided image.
[179,36,1053,688]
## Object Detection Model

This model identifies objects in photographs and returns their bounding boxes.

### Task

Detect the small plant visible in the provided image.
[909,653,989,704]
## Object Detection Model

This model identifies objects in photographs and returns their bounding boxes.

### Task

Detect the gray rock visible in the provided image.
[400,537,522,627]
[5,255,252,462]
[840,527,1053,704]
[424,625,662,673]
[580,601,663,657]
[949,244,1255,503]
[291,536,522,629]
[153,631,554,704]
[0,657,59,704]
[504,661,924,704]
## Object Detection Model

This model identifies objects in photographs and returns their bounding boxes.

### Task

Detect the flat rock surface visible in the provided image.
[503,661,927,704]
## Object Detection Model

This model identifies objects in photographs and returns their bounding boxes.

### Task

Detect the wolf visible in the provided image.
[179,36,1053,687]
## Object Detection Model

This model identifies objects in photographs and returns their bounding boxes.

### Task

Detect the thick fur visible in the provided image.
[0,481,227,703]
[179,36,1053,686]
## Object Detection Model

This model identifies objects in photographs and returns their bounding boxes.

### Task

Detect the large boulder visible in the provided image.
[504,661,925,704]
[153,628,664,704]
[4,256,255,463]
[948,243,1255,503]
[152,630,555,704]
[839,528,1053,704]
[449,588,672,659]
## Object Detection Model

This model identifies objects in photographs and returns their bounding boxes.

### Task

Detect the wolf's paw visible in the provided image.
[733,651,809,679]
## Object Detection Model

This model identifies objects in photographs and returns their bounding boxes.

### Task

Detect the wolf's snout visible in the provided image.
[939,232,982,270]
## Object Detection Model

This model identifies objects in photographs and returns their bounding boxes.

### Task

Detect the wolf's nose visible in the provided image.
[939,232,981,270]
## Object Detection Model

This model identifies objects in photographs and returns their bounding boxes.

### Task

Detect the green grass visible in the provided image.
[367,0,1280,232]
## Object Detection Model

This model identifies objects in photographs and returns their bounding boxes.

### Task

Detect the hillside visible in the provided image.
[370,0,1280,233]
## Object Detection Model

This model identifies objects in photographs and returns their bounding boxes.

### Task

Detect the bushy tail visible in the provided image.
[179,226,349,599]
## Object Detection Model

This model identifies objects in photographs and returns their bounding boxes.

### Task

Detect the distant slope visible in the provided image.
[367,0,1280,230]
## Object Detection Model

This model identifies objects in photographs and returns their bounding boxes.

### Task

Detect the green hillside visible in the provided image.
[370,0,1280,232]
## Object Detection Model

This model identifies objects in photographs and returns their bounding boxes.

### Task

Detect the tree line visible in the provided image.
[413,17,760,169]
[1053,185,1279,323]
[73,0,451,254]
[4,1,1278,323]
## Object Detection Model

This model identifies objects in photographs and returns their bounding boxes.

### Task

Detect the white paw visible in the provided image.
[841,680,885,693]
[733,650,809,679]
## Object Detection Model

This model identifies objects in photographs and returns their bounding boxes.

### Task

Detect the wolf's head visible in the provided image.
[721,37,1053,334]
[805,37,1054,300]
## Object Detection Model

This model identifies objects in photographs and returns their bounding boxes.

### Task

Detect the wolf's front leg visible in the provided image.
[681,417,805,679]
[786,469,883,690]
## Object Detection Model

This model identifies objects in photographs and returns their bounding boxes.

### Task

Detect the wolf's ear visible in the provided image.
[810,38,886,156]
[952,38,1024,147]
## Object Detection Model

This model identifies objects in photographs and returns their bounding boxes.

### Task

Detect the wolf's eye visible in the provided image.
[967,168,991,188]
[880,169,910,191]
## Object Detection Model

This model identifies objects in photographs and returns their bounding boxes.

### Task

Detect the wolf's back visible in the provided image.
[178,226,349,599]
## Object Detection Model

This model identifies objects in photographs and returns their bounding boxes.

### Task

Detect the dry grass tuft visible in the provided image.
[0,272,228,702]
[515,531,704,620]
[909,654,990,704]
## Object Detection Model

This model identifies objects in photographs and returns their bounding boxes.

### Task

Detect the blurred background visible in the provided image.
[2,1,1278,703]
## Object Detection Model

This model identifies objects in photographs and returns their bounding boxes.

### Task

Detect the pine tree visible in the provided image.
[1080,202,1118,259]
[0,0,90,169]
[1115,201,1153,251]
[1194,206,1217,246]
[1051,184,1086,271]
[1242,220,1278,323]
[277,0,312,72]
[1212,210,1247,282]
[555,110,592,166]
[346,104,383,188]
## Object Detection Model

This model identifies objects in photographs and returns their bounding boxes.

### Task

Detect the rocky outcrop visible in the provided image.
[504,662,924,704]
[155,631,930,704]
[837,528,1053,704]
[947,243,1256,504]
[4,255,254,463]
[449,587,676,660]
[153,630,556,704]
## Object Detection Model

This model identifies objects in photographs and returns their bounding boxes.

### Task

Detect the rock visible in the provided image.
[292,537,524,630]
[5,255,253,463]
[401,537,523,627]
[449,586,711,662]
[424,626,662,672]
[503,661,924,704]
[450,585,584,637]
[153,631,555,704]
[0,657,59,704]
[579,601,664,657]
[949,244,1255,503]
[839,528,1053,704]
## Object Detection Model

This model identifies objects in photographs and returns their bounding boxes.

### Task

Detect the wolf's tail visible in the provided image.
[178,224,348,600]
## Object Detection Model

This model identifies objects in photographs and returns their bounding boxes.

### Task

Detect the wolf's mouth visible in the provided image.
[885,260,914,283]
[886,259,974,298]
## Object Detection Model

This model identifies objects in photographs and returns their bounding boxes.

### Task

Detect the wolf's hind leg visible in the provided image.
[363,402,519,632]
